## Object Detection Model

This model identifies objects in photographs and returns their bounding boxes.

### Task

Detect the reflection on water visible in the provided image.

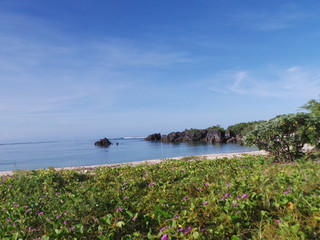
[0,138,257,171]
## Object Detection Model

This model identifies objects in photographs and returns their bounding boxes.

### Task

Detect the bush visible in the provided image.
[245,113,320,162]
[227,121,265,136]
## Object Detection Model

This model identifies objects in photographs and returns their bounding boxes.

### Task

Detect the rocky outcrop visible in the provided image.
[94,138,112,147]
[145,128,243,144]
[145,133,162,141]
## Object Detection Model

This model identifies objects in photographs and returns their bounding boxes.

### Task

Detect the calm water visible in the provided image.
[0,138,257,171]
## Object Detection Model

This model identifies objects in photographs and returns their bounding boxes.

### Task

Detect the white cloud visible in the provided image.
[210,66,320,99]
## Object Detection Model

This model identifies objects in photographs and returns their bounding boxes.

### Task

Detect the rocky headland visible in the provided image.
[145,127,243,144]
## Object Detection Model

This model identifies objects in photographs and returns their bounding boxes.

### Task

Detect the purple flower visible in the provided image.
[276,219,282,224]
[220,197,225,201]
[160,225,168,232]
[233,202,239,207]
[23,206,29,209]
[68,227,75,230]
[224,193,231,197]
[56,214,62,218]
[131,217,136,221]
[283,191,290,194]
[226,182,231,187]
[241,194,248,199]
[177,227,185,232]
[184,226,192,234]
[115,208,123,212]
[204,182,209,186]
[161,234,168,240]
[26,209,31,213]
[202,201,208,205]
[148,182,155,186]
[182,197,188,200]
[196,188,201,191]
[12,222,17,226]
[123,196,129,199]
[6,218,11,222]
[38,212,44,216]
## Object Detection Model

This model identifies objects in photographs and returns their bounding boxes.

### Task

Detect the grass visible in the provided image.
[0,154,319,239]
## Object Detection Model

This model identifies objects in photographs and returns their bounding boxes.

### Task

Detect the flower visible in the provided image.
[233,202,239,207]
[115,208,123,212]
[23,206,29,209]
[68,227,75,230]
[184,226,192,234]
[64,221,67,225]
[182,197,188,200]
[131,217,136,221]
[276,219,282,224]
[241,194,248,199]
[26,209,31,213]
[160,225,168,232]
[202,201,208,205]
[204,182,209,186]
[226,182,231,187]
[196,188,201,191]
[38,212,44,216]
[283,191,290,194]
[6,218,11,222]
[123,196,129,199]
[225,193,231,197]
[161,234,168,240]
[177,227,185,232]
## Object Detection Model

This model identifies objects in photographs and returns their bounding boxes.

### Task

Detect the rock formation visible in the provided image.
[145,128,243,144]
[94,138,112,147]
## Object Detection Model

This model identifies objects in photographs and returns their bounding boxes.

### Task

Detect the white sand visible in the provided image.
[0,150,267,177]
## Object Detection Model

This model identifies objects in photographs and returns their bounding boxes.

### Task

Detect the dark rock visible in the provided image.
[145,133,162,141]
[94,138,112,147]
[205,129,226,143]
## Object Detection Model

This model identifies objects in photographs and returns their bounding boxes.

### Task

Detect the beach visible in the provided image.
[0,150,267,176]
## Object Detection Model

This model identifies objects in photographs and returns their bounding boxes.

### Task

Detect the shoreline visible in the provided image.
[0,150,267,177]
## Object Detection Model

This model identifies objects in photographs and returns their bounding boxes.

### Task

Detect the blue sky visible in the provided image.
[1,0,320,141]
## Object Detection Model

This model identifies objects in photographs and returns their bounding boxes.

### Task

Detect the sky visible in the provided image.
[1,0,320,141]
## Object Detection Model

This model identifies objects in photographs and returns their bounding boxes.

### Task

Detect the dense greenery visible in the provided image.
[227,121,266,136]
[1,155,319,239]
[245,113,320,162]
[301,97,320,116]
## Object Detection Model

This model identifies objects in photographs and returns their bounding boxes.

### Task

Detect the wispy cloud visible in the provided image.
[232,5,313,31]
[209,66,320,99]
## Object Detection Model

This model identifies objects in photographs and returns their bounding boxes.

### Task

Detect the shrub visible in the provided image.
[245,113,320,162]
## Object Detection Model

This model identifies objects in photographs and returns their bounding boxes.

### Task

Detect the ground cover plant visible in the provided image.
[1,155,319,239]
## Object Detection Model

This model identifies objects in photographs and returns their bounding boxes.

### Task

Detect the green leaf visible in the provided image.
[116,221,125,228]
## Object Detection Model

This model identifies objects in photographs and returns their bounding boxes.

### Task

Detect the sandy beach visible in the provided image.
[0,150,267,177]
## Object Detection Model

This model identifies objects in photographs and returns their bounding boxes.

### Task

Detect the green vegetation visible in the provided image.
[227,121,266,136]
[1,155,319,239]
[301,97,320,116]
[245,113,320,162]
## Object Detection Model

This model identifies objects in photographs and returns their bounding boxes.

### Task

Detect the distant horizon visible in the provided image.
[1,0,319,142]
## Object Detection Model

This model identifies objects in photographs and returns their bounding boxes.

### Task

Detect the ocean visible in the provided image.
[0,138,258,172]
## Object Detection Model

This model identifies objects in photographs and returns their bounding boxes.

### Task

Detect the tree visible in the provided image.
[245,113,320,162]
[301,98,320,116]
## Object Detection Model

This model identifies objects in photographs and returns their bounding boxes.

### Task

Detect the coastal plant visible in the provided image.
[245,113,320,162]
[0,154,319,239]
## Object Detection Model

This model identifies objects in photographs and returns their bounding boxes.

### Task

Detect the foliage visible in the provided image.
[245,113,320,162]
[301,97,320,116]
[227,121,266,136]
[1,154,319,239]
[206,125,225,132]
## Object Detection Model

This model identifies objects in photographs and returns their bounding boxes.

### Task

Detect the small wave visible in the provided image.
[0,140,60,147]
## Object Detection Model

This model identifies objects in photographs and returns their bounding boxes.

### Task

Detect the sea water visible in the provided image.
[0,138,257,171]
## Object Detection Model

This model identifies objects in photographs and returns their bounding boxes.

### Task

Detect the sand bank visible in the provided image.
[0,150,267,177]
